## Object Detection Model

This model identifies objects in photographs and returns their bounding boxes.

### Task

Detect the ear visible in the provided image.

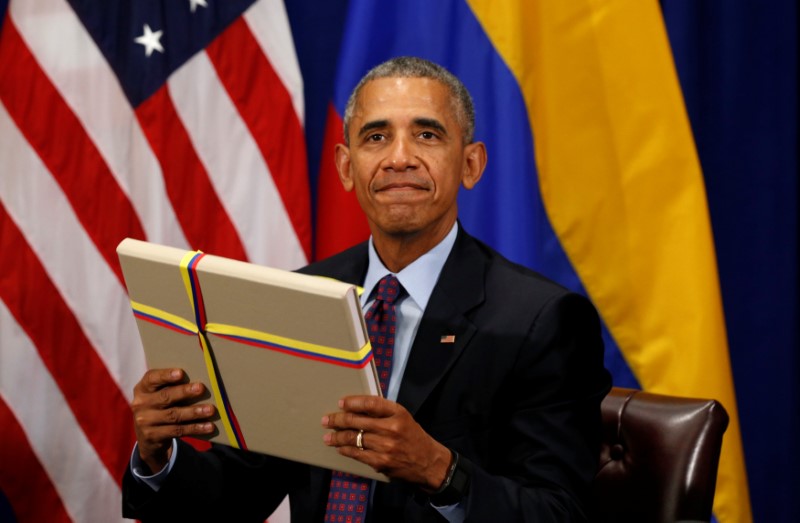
[334,143,354,192]
[461,141,487,190]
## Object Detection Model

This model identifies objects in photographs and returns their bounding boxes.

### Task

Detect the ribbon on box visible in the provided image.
[130,250,373,450]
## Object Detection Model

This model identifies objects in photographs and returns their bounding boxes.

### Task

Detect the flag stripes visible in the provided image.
[314,104,369,260]
[0,203,135,487]
[0,0,308,520]
[0,101,143,396]
[0,398,73,523]
[241,2,305,121]
[135,85,250,261]
[467,0,750,519]
[7,0,190,249]
[0,298,122,522]
[206,16,311,261]
[0,18,146,284]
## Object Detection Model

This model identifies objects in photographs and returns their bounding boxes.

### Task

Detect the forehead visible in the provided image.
[353,77,458,125]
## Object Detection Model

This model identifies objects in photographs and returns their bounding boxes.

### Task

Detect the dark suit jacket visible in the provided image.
[122,227,611,522]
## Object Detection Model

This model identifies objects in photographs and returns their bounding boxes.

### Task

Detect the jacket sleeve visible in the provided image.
[122,440,297,522]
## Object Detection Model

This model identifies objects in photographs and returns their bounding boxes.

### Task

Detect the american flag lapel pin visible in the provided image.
[440,334,456,344]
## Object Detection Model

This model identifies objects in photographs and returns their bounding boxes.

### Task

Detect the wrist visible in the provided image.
[422,444,454,492]
[139,442,173,474]
[427,449,471,507]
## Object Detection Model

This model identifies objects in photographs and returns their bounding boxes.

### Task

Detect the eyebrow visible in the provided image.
[357,119,389,138]
[413,117,448,136]
[356,117,449,138]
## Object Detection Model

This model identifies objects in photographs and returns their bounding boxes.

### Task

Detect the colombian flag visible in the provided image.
[314,1,752,521]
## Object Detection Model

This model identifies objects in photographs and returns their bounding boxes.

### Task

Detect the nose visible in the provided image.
[383,136,418,171]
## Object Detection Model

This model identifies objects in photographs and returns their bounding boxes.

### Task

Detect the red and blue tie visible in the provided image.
[324,275,402,523]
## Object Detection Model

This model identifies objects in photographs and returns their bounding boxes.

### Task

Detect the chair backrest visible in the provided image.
[591,387,729,523]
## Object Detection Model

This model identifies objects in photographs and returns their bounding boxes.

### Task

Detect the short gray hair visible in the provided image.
[342,56,475,145]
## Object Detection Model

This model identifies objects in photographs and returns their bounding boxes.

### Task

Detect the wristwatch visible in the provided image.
[428,449,471,506]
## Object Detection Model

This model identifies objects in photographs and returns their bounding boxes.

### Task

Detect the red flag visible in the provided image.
[314,103,370,260]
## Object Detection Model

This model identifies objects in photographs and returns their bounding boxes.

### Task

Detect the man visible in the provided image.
[123,56,611,522]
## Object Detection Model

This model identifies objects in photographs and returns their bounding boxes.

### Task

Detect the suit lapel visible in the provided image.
[301,233,487,416]
[396,229,487,415]
[306,467,331,520]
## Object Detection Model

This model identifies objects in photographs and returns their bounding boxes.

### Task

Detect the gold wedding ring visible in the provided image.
[356,429,365,450]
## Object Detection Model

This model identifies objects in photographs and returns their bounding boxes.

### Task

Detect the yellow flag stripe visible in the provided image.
[466,0,751,520]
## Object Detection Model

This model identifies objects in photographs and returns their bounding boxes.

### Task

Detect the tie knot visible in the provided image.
[375,274,402,304]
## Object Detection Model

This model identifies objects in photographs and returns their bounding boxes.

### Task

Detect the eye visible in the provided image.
[419,131,437,140]
[367,133,385,142]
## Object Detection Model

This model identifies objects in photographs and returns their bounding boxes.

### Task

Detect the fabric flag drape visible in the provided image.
[0,0,307,521]
[315,1,751,521]
[467,1,751,519]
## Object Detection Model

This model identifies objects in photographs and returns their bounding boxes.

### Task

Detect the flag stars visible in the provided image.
[189,0,208,12]
[134,24,164,57]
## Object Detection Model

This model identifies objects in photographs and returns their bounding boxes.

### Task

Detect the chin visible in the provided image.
[375,216,424,237]
[381,223,422,237]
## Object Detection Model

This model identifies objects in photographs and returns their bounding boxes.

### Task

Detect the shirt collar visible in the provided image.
[362,222,458,312]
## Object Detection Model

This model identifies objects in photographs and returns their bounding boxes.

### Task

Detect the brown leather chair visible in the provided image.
[591,387,729,523]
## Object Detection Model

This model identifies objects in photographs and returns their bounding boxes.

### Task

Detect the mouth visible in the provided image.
[376,182,428,192]
[373,176,430,193]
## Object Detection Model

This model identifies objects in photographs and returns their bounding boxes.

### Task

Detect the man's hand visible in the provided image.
[130,368,216,473]
[322,396,452,490]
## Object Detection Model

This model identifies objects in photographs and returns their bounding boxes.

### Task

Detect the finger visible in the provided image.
[322,396,403,430]
[137,419,216,445]
[134,401,216,432]
[339,395,397,417]
[137,368,186,393]
[131,381,209,417]
[322,411,380,432]
[134,403,217,457]
[323,429,395,461]
[339,396,397,418]
[334,439,394,473]
[158,381,209,407]
[153,403,216,427]
[322,428,364,449]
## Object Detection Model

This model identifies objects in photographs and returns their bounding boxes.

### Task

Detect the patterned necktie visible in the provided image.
[324,274,402,523]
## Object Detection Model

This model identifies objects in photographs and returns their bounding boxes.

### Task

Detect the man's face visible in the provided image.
[335,77,485,243]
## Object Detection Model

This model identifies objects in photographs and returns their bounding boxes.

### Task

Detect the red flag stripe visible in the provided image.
[242,0,306,121]
[0,203,135,486]
[135,85,249,261]
[0,18,145,284]
[0,397,72,523]
[167,51,306,268]
[314,104,370,260]
[206,17,312,261]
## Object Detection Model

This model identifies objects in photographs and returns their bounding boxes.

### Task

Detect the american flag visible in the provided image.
[0,0,308,521]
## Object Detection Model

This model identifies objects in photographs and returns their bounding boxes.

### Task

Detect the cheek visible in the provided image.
[347,164,372,194]
[431,153,465,189]
[433,171,463,199]
[353,174,380,211]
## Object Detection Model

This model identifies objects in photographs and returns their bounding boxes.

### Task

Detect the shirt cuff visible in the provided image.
[431,501,465,523]
[129,439,178,492]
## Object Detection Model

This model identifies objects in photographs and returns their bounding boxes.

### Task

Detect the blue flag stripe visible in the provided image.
[331,0,638,389]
